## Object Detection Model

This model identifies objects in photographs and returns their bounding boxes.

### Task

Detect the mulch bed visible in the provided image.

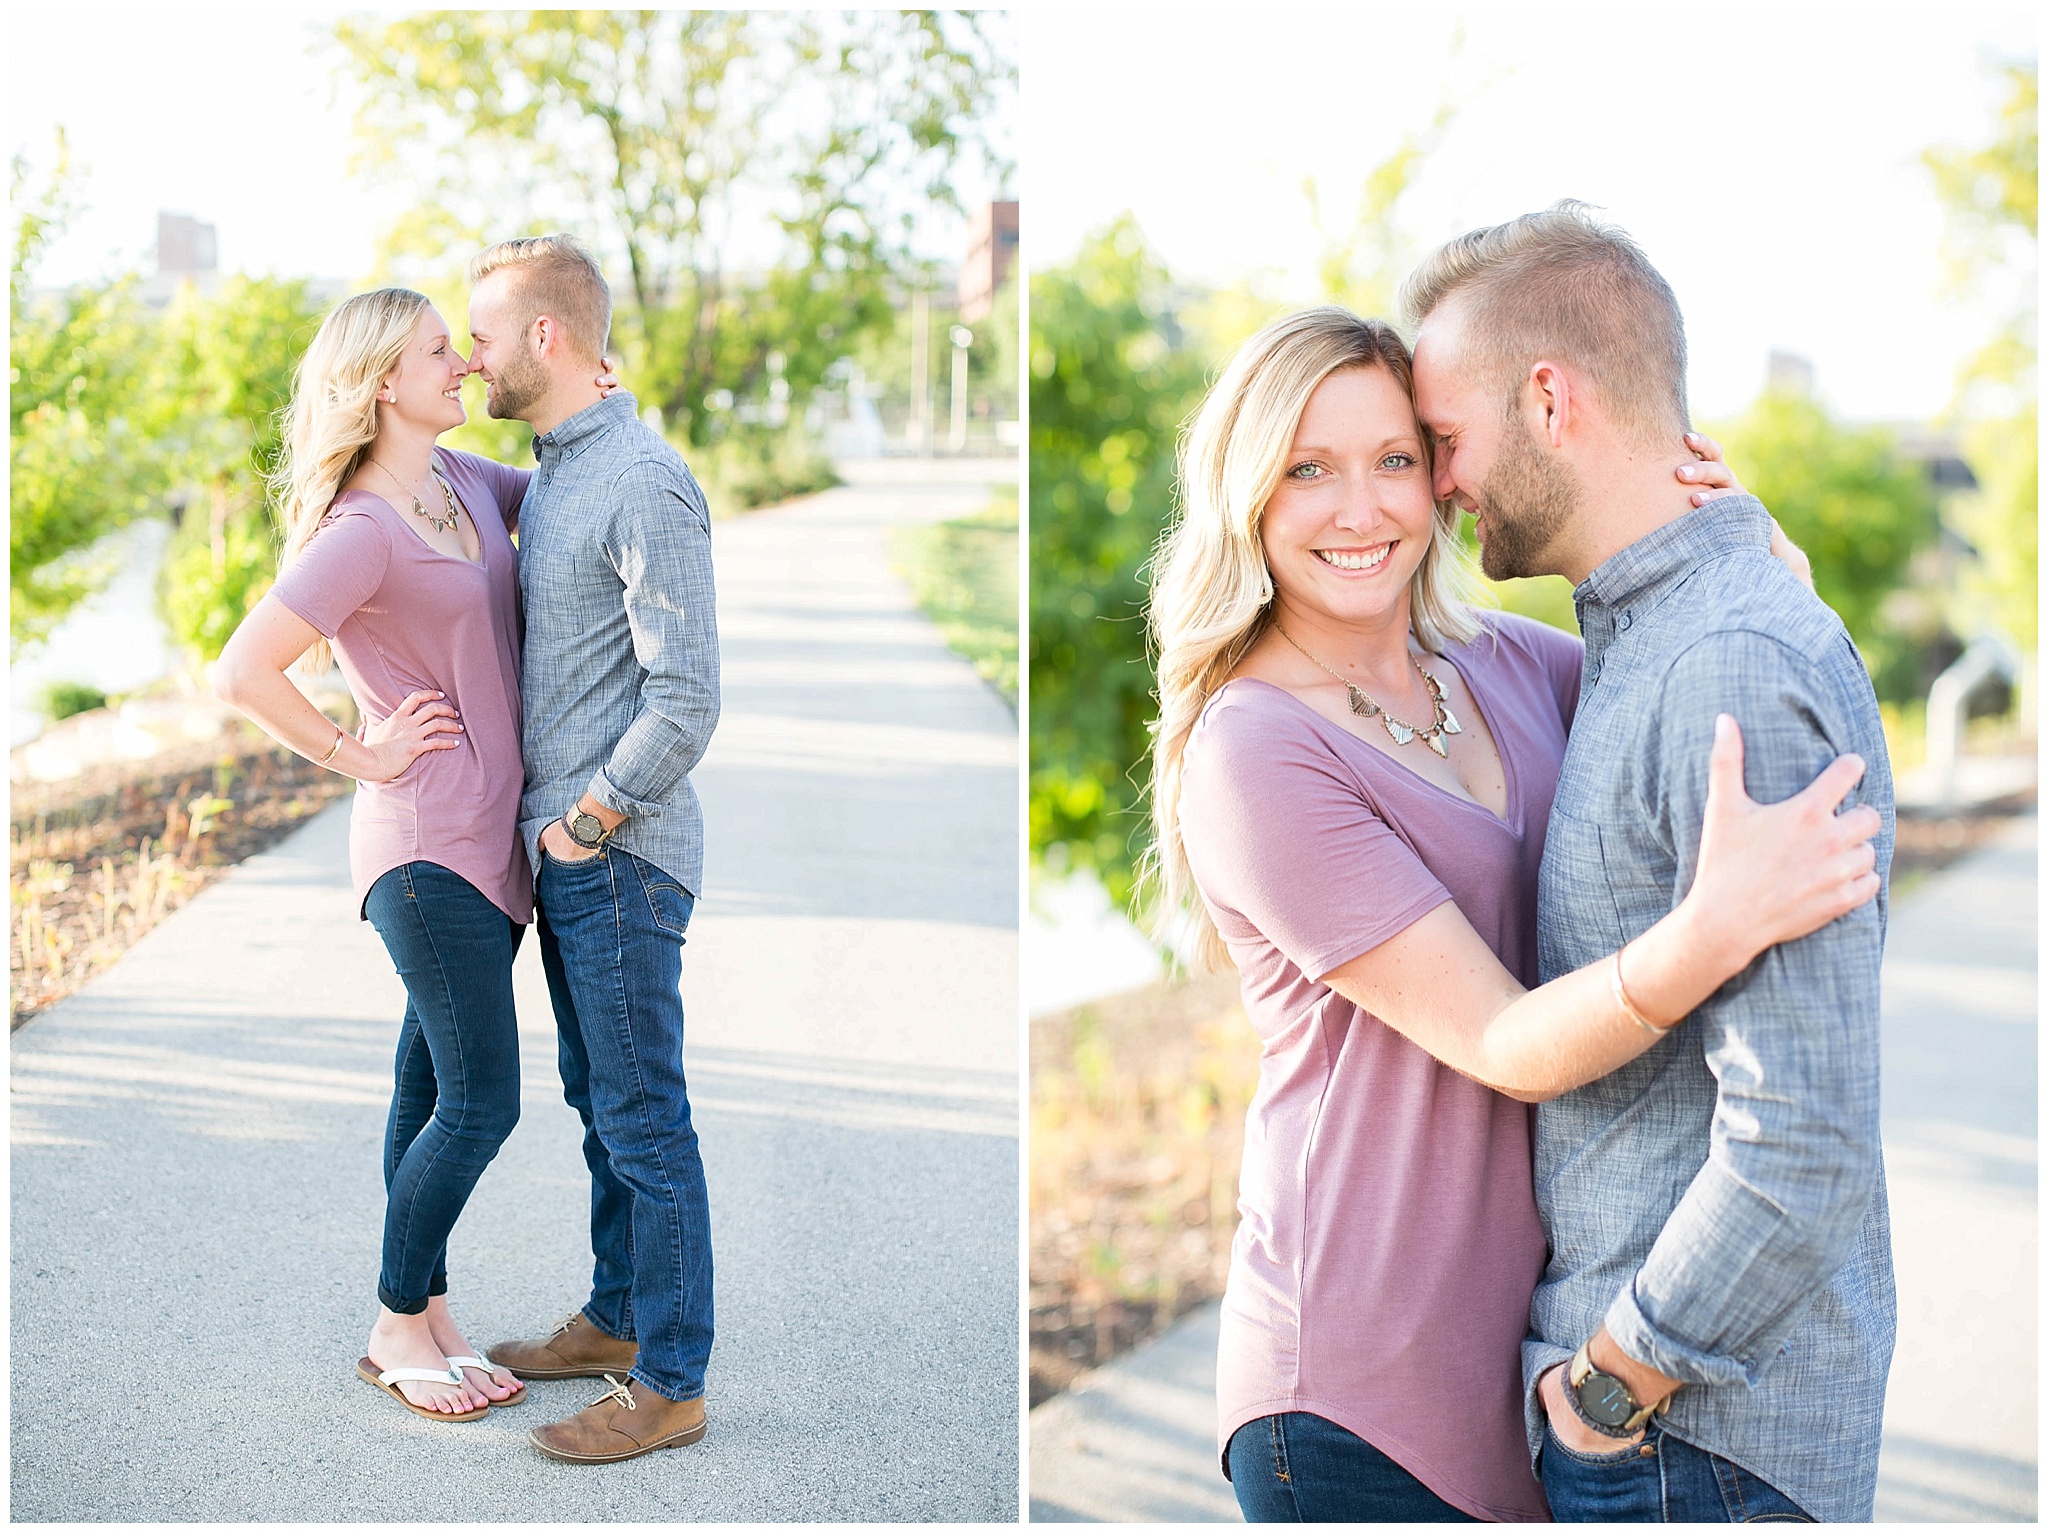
[1029,968,1257,1407]
[10,722,356,1029]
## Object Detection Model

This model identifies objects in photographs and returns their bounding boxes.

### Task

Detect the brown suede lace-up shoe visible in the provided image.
[486,1312,639,1380]
[529,1374,707,1464]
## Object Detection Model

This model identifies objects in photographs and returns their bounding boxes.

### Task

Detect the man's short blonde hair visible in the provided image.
[1399,200,1688,448]
[468,234,611,365]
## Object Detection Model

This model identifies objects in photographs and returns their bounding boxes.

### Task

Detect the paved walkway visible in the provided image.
[11,459,1020,1522]
[1029,816,2038,1523]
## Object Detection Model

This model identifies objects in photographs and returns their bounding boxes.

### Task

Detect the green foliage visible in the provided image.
[160,493,287,664]
[150,275,326,662]
[1926,59,2036,662]
[1028,220,1209,899]
[695,426,842,513]
[1948,403,2037,655]
[40,680,107,721]
[893,488,1018,704]
[335,11,1014,451]
[10,136,168,648]
[1712,390,1939,698]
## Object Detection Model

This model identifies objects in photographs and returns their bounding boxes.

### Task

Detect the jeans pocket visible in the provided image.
[627,858,694,938]
[1543,1417,1647,1467]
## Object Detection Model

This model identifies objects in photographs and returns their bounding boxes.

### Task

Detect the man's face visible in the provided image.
[1413,305,1581,581]
[1465,413,1583,581]
[467,274,550,423]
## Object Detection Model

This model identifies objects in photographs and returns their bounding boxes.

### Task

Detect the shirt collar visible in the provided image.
[531,390,639,462]
[1576,494,1774,614]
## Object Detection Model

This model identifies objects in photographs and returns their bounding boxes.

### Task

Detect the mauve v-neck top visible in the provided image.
[270,448,534,923]
[1178,611,1583,1523]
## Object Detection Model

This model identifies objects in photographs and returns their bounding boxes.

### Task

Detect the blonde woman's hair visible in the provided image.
[1145,306,1486,969]
[1398,199,1689,449]
[467,234,611,365]
[268,286,431,673]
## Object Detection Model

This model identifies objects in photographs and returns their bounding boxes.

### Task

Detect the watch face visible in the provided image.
[1579,1372,1636,1428]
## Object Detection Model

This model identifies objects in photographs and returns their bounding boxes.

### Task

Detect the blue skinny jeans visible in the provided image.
[1227,1412,1479,1522]
[363,861,523,1314]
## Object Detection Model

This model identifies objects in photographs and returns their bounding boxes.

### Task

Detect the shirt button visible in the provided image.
[1619,612,1633,630]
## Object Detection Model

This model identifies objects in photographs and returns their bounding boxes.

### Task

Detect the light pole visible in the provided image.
[949,323,971,455]
[908,291,930,453]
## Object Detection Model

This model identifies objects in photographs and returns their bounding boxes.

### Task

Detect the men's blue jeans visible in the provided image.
[364,862,523,1315]
[535,845,713,1403]
[1227,1412,1479,1522]
[1541,1422,1816,1522]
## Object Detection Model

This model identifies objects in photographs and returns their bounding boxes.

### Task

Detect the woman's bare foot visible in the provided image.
[426,1294,523,1403]
[367,1307,484,1414]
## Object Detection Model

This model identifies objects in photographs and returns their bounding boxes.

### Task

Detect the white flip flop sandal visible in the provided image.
[446,1354,527,1407]
[355,1357,490,1422]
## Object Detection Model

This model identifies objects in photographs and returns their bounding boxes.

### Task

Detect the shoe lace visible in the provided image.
[592,1373,637,1411]
[549,1313,580,1338]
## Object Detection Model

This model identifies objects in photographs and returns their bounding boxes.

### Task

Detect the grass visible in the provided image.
[892,488,1019,706]
[1029,967,1260,1405]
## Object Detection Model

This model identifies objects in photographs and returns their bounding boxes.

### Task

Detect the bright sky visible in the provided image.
[1025,6,2036,423]
[10,6,1010,292]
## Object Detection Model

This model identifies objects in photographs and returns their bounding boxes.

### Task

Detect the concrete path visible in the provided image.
[11,459,1020,1522]
[1028,816,2038,1523]
[1873,814,2036,1521]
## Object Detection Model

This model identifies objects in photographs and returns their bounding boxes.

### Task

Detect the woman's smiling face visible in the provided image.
[1259,364,1436,632]
[380,305,470,433]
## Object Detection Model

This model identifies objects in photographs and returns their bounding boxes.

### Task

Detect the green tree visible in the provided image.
[154,275,324,661]
[10,136,166,649]
[1712,390,1939,698]
[1926,59,2036,660]
[1028,220,1208,901]
[335,11,1013,451]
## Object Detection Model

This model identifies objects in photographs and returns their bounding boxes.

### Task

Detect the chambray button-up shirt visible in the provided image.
[516,391,720,895]
[1527,496,1896,1522]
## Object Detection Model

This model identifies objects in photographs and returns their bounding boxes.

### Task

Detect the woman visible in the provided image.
[1146,309,1878,1519]
[214,289,607,1420]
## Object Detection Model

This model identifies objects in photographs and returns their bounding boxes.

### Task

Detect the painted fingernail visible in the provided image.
[1678,465,1696,478]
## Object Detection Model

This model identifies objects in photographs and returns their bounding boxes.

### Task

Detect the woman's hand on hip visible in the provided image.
[1686,714,1881,969]
[360,689,461,783]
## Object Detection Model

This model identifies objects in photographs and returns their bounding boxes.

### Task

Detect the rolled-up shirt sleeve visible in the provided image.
[1604,628,1884,1387]
[583,458,720,818]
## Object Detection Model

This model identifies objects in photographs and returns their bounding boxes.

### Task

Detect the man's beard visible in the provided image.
[1473,418,1582,581]
[485,351,549,421]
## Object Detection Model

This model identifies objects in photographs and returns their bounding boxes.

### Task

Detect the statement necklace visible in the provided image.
[1276,625,1463,757]
[369,459,463,535]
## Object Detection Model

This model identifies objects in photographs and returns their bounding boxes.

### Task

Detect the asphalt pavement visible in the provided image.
[1029,814,2038,1523]
[11,458,1021,1522]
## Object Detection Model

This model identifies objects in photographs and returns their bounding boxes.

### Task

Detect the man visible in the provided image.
[1405,202,1895,1522]
[466,234,721,1464]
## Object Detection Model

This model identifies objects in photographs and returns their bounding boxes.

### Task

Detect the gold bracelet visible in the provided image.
[317,727,346,767]
[1613,947,1674,1035]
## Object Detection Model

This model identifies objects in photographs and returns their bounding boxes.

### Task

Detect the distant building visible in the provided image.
[142,211,220,307]
[1766,348,1816,397]
[958,200,1018,324]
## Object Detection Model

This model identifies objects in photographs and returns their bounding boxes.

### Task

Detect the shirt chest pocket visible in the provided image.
[1537,808,1622,981]
[1538,805,1679,983]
